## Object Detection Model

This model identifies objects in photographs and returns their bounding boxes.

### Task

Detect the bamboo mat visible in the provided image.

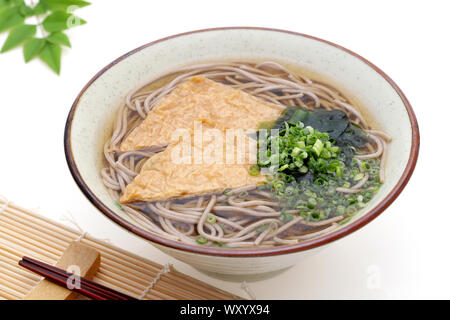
[0,196,243,300]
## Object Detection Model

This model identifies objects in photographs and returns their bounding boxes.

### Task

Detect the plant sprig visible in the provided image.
[0,0,90,74]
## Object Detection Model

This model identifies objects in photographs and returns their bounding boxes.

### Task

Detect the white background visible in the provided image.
[0,0,448,299]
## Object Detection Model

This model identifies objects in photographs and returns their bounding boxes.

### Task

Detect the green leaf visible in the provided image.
[23,37,45,62]
[32,1,49,15]
[46,31,71,47]
[44,0,90,11]
[0,6,24,33]
[1,24,35,52]
[18,3,34,16]
[42,10,86,32]
[0,0,11,9]
[39,41,61,74]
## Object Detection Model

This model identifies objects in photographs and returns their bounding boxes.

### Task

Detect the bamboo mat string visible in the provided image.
[60,211,110,243]
[60,213,87,243]
[75,232,87,242]
[138,263,171,299]
[60,212,84,234]
[0,196,10,215]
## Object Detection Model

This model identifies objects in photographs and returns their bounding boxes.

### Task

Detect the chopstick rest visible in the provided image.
[22,242,100,300]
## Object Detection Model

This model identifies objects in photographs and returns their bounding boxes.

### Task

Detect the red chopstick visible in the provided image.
[19,256,137,300]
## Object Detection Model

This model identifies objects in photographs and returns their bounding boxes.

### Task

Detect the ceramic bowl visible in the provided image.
[64,27,419,275]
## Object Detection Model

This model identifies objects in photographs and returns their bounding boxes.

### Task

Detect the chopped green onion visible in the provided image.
[273,180,285,190]
[339,216,353,225]
[307,203,315,210]
[337,205,346,215]
[294,160,304,168]
[364,192,373,201]
[335,166,343,177]
[299,166,308,173]
[196,235,208,245]
[310,212,320,220]
[223,188,233,196]
[206,215,217,224]
[249,165,260,176]
[296,141,306,149]
[354,172,365,181]
[291,147,301,157]
[254,116,383,226]
[342,181,351,188]
[346,206,358,215]
[214,242,227,247]
[321,149,331,159]
[331,146,340,153]
[114,201,123,211]
[238,191,249,198]
[256,224,269,233]
[279,211,293,222]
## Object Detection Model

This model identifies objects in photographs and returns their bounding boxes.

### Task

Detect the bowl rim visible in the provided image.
[64,27,420,257]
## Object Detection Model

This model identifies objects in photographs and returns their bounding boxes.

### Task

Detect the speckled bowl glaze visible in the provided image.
[65,27,419,275]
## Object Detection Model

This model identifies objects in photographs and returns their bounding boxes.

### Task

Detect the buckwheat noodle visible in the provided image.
[101,62,391,248]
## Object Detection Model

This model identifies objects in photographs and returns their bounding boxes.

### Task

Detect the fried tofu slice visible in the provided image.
[120,76,283,151]
[119,76,284,203]
[120,133,266,203]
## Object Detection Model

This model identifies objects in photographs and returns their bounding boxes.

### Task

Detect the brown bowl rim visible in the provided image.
[64,27,420,257]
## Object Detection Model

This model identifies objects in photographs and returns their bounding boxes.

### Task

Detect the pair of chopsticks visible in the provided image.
[19,256,137,300]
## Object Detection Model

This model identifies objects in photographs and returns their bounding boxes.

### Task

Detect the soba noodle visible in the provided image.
[101,61,390,248]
